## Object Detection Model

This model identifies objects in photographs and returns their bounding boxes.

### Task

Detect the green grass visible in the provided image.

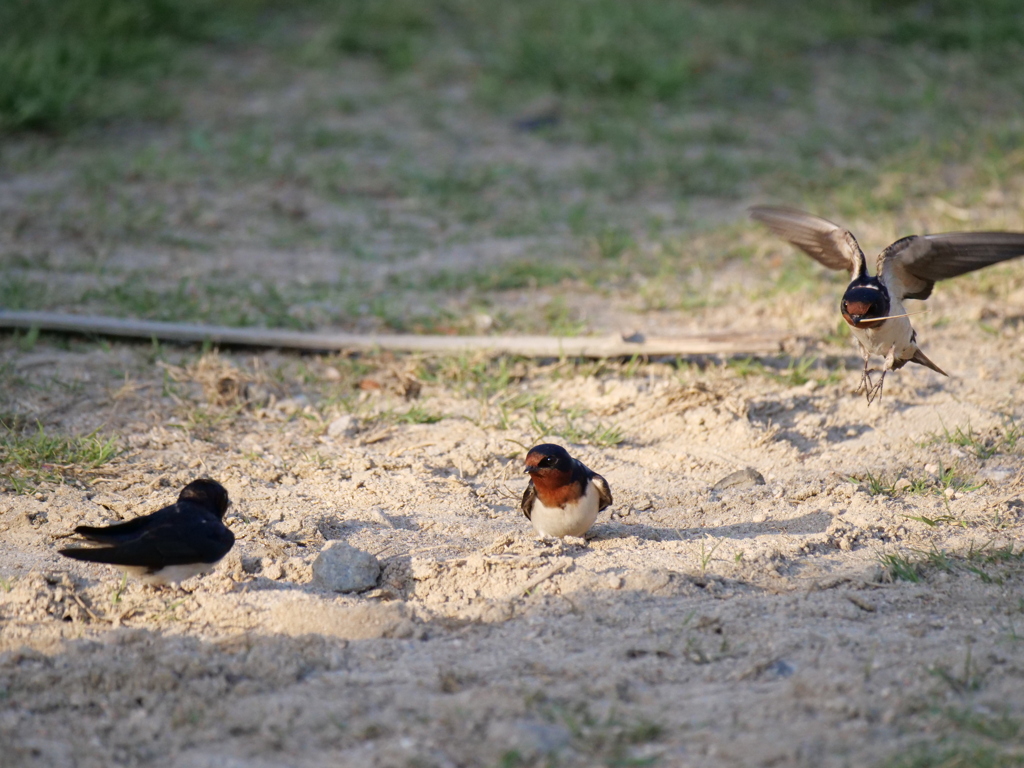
[387,405,443,425]
[885,743,1024,768]
[933,420,1024,460]
[6,0,1024,335]
[878,543,1024,585]
[519,398,624,448]
[1,0,224,131]
[409,260,578,293]
[519,695,664,766]
[857,461,982,502]
[327,0,1024,103]
[728,355,844,388]
[882,706,1024,768]
[0,421,121,493]
[879,551,924,583]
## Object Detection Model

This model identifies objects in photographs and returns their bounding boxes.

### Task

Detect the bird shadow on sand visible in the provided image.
[589,510,831,544]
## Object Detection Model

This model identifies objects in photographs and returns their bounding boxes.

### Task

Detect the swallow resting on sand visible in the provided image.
[750,205,1024,402]
[521,444,612,538]
[59,479,234,586]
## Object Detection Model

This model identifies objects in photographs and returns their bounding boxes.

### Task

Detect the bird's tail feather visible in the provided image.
[910,349,947,376]
[59,547,130,565]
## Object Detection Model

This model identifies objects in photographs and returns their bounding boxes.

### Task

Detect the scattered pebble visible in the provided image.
[981,466,1014,484]
[312,541,381,592]
[712,468,766,492]
[487,720,571,759]
[327,414,359,439]
[767,659,795,678]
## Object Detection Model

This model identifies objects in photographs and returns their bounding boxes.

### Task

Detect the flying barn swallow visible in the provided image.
[750,206,1024,402]
[521,444,612,538]
[59,479,235,586]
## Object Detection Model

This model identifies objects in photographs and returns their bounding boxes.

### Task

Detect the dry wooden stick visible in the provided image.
[0,310,790,358]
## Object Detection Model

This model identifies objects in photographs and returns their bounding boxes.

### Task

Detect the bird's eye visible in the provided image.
[539,457,555,467]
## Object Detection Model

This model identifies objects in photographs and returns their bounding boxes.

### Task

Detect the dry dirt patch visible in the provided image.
[1,328,1023,766]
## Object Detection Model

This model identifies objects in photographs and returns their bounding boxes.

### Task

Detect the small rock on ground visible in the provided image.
[312,541,380,592]
[712,467,766,492]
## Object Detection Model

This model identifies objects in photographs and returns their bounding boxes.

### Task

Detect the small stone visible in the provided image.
[981,466,1014,484]
[767,659,795,678]
[924,463,939,476]
[264,562,285,580]
[312,541,380,592]
[275,396,308,416]
[327,414,359,439]
[487,720,571,759]
[944,487,957,500]
[894,478,912,492]
[712,468,766,492]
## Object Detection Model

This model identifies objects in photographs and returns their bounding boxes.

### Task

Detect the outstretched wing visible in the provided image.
[750,206,867,279]
[879,232,1024,301]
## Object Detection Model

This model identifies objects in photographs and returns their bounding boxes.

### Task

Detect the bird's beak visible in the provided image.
[524,466,537,474]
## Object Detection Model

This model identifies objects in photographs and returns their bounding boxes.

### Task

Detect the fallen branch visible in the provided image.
[0,310,791,358]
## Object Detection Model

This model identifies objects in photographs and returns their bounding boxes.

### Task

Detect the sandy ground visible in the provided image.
[2,301,1023,767]
[2,36,1024,768]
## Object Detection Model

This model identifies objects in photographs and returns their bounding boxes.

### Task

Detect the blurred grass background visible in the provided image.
[1,0,1023,332]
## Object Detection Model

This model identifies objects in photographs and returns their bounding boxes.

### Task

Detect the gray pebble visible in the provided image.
[487,720,571,758]
[312,541,380,592]
[712,467,766,492]
[327,414,359,439]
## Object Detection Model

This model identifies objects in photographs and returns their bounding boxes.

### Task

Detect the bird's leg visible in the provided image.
[855,349,874,398]
[865,345,897,405]
[864,369,886,405]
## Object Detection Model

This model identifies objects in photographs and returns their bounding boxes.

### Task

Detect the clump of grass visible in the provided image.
[934,419,1024,460]
[387,405,443,425]
[522,401,624,448]
[879,543,1024,585]
[522,696,664,765]
[1,0,207,130]
[728,355,843,387]
[885,704,1024,768]
[412,260,578,293]
[0,421,121,493]
[886,741,1019,768]
[328,1,1024,105]
[878,551,923,583]
[856,461,982,501]
[424,354,529,401]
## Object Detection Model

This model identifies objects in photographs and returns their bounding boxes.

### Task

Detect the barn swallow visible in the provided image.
[521,444,612,538]
[59,479,234,586]
[750,206,1024,402]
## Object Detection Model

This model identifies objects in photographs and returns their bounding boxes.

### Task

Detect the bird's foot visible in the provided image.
[864,370,886,404]
[856,367,886,404]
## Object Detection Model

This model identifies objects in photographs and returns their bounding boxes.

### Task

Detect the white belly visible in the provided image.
[129,562,218,586]
[530,482,602,538]
[851,311,916,365]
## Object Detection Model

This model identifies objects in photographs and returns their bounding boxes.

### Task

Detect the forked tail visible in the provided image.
[910,348,948,376]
